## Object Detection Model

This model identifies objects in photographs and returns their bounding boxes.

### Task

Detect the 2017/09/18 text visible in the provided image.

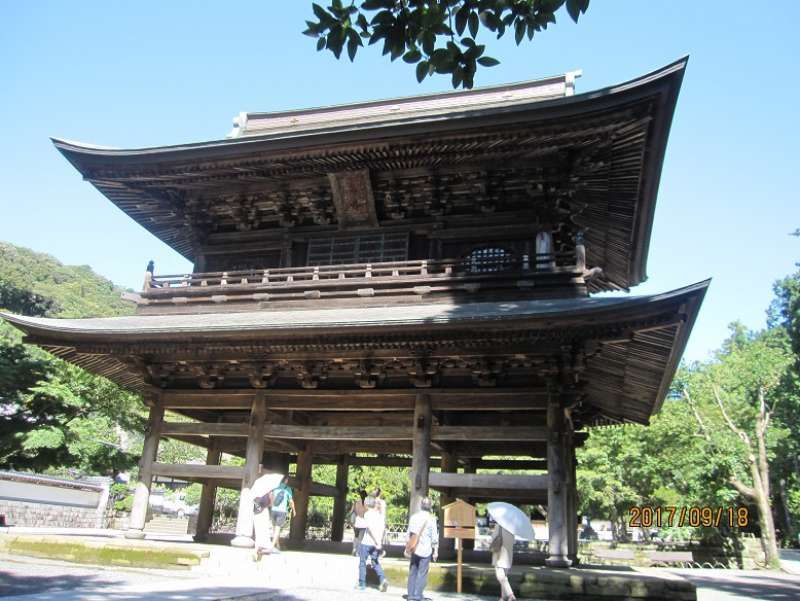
[628,506,749,528]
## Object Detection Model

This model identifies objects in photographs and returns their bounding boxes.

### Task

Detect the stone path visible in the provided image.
[3,549,800,600]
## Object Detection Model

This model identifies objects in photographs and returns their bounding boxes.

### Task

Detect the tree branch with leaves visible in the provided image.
[303,0,590,89]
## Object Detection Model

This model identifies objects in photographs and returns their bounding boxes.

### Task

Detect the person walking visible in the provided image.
[351,490,368,555]
[405,497,438,601]
[270,475,295,553]
[357,495,389,592]
[490,522,517,601]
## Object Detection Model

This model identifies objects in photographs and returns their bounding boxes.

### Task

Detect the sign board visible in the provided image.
[443,499,476,540]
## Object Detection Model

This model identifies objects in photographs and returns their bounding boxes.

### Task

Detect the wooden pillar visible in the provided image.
[232,392,266,548]
[290,445,313,541]
[438,451,458,559]
[567,434,579,564]
[546,394,572,567]
[409,393,432,516]
[460,460,477,550]
[126,403,164,539]
[194,439,222,542]
[331,455,349,542]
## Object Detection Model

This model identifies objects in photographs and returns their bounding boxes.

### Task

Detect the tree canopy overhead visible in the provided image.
[303,0,590,89]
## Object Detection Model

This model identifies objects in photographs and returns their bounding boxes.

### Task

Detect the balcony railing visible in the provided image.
[140,251,587,307]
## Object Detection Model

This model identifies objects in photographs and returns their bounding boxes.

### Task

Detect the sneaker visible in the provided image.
[380,579,389,592]
[355,584,366,591]
[272,548,281,555]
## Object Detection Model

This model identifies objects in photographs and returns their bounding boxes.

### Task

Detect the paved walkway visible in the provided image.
[3,549,800,600]
[0,555,491,601]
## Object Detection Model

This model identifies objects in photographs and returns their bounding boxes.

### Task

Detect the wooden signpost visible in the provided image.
[443,499,476,593]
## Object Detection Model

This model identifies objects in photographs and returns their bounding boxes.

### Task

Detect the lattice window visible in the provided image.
[307,232,409,265]
[466,247,514,273]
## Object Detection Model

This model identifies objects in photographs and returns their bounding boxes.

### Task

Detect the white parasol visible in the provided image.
[486,502,535,541]
[251,472,284,498]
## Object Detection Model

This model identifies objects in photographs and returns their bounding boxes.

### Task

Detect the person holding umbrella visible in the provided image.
[489,522,517,601]
[487,502,534,601]
[250,472,284,560]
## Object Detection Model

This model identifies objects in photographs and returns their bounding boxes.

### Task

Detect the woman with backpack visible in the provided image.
[270,475,295,553]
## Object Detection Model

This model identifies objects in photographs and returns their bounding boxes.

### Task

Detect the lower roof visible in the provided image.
[1,280,708,425]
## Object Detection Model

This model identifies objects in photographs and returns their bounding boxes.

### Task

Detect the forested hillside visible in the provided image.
[0,242,135,318]
[0,241,142,475]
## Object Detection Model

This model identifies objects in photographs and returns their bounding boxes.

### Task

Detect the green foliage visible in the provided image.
[0,242,134,318]
[110,482,135,512]
[182,483,203,507]
[0,241,143,476]
[303,0,589,89]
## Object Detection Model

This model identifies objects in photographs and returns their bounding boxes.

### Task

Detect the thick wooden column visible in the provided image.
[459,459,477,551]
[567,433,579,564]
[331,456,349,542]
[194,438,222,542]
[290,445,313,541]
[232,392,266,548]
[409,393,432,515]
[438,451,458,559]
[546,394,571,567]
[126,402,164,539]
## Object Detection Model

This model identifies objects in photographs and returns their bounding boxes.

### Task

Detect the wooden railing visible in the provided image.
[140,251,586,305]
[148,253,575,290]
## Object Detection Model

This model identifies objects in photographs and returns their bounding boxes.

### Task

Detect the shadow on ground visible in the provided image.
[0,569,299,601]
[676,571,800,601]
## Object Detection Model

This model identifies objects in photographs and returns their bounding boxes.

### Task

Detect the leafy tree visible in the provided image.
[683,325,793,567]
[303,0,590,89]
[0,241,143,477]
[1,355,145,476]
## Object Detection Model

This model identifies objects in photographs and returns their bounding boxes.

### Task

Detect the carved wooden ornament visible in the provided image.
[328,169,379,229]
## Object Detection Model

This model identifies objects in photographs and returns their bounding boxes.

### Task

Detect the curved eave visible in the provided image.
[2,279,707,423]
[2,279,705,342]
[52,58,686,163]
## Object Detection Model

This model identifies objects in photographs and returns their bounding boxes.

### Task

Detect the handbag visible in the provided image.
[404,515,430,559]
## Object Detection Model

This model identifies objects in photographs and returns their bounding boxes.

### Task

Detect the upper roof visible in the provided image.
[53,59,688,289]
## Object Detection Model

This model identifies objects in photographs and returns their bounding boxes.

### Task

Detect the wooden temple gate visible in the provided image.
[2,59,707,568]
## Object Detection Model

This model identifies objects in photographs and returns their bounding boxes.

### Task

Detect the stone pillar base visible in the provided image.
[124,529,146,540]
[546,555,572,568]
[231,535,255,548]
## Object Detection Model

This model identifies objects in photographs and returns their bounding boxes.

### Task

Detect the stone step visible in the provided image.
[144,517,189,535]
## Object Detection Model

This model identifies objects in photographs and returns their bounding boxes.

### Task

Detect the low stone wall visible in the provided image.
[0,471,111,529]
[0,499,102,529]
[580,538,766,569]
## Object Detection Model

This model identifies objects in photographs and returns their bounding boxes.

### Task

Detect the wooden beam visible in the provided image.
[432,426,547,442]
[161,422,249,437]
[284,476,339,498]
[290,446,313,541]
[233,392,266,548]
[127,404,164,538]
[160,388,547,411]
[428,472,548,491]
[410,393,432,515]
[331,458,348,542]
[151,462,245,480]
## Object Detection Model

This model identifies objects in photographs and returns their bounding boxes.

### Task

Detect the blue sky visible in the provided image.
[1,1,798,361]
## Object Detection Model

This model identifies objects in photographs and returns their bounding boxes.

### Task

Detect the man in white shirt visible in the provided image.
[405,496,438,601]
[357,495,389,592]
